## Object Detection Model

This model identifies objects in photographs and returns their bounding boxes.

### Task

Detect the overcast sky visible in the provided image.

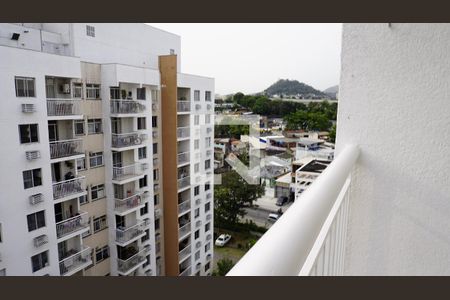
[148,23,342,95]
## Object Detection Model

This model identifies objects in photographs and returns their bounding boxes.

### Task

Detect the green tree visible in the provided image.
[329,124,336,143]
[215,258,235,276]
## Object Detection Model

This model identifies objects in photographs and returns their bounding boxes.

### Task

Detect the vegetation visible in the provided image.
[329,124,336,143]
[213,258,235,276]
[215,124,249,139]
[264,79,328,98]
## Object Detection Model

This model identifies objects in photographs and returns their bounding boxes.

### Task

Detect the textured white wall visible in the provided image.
[336,23,450,275]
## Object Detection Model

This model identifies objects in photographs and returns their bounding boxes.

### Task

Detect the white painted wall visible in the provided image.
[336,23,450,275]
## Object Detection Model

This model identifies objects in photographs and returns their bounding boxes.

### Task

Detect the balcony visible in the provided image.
[47,99,83,120]
[49,139,84,161]
[177,101,190,113]
[56,211,89,240]
[117,249,147,276]
[115,191,148,215]
[179,266,191,276]
[112,163,146,183]
[178,199,191,216]
[177,176,190,191]
[116,220,148,246]
[59,246,92,276]
[110,100,146,116]
[177,127,190,140]
[177,151,190,166]
[111,132,148,150]
[178,222,191,240]
[52,176,86,202]
[179,244,191,262]
[227,145,359,276]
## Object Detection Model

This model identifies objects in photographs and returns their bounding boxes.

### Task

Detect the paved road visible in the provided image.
[243,207,272,228]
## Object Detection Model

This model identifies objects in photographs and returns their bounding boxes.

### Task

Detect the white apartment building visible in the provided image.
[0,23,214,276]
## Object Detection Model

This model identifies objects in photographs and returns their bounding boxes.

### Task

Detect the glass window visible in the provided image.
[205,222,211,232]
[95,245,109,263]
[86,25,95,37]
[76,157,86,171]
[205,91,211,102]
[89,152,103,168]
[74,120,85,135]
[195,208,200,218]
[195,230,200,239]
[87,119,102,134]
[86,84,100,99]
[19,124,39,144]
[138,147,147,160]
[153,143,158,155]
[15,77,35,97]
[91,184,105,201]
[93,215,107,233]
[137,87,146,100]
[110,87,120,100]
[137,117,146,130]
[205,202,211,212]
[23,168,42,189]
[194,115,200,125]
[194,90,200,101]
[139,175,148,188]
[27,210,46,232]
[152,116,157,128]
[31,251,49,272]
[194,186,200,196]
[194,139,199,150]
[140,202,149,216]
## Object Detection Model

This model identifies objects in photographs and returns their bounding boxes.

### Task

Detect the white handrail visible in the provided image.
[227,145,359,276]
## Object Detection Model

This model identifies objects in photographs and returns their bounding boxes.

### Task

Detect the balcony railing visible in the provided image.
[113,163,145,181]
[177,127,190,139]
[227,145,360,276]
[59,246,92,276]
[115,191,148,214]
[50,139,83,159]
[179,245,191,262]
[110,100,146,114]
[179,266,191,276]
[116,220,147,244]
[178,200,191,215]
[52,176,85,200]
[177,101,190,112]
[177,152,190,165]
[112,132,147,148]
[117,249,147,274]
[177,176,190,190]
[47,99,82,117]
[179,222,191,239]
[56,211,89,239]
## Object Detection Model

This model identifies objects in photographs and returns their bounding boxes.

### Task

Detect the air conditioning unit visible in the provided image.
[196,220,202,227]
[22,103,36,113]
[62,83,71,94]
[196,241,202,249]
[195,104,201,110]
[195,198,201,205]
[25,150,41,160]
[34,234,49,248]
[29,193,44,205]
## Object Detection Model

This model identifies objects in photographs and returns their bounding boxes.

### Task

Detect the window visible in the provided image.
[15,77,35,97]
[205,137,211,147]
[205,114,211,124]
[152,116,158,128]
[205,242,211,252]
[194,90,200,101]
[86,84,100,99]
[194,139,199,150]
[23,168,42,189]
[27,210,46,232]
[93,215,107,233]
[86,25,95,37]
[74,120,85,135]
[205,182,211,191]
[138,147,147,160]
[195,230,200,239]
[137,117,146,130]
[141,229,150,242]
[205,159,211,170]
[153,169,159,181]
[194,163,199,173]
[194,186,200,196]
[155,218,160,230]
[110,87,120,100]
[205,91,212,101]
[153,143,158,155]
[154,194,160,206]
[95,245,109,263]
[91,184,105,201]
[31,251,49,272]
[73,83,82,98]
[76,157,86,171]
[139,175,148,188]
[79,195,88,206]
[137,87,146,100]
[87,119,102,134]
[194,115,200,125]
[205,262,210,272]
[19,124,39,144]
[195,208,200,218]
[140,202,149,216]
[89,152,103,168]
[205,202,211,212]
[195,250,200,261]
[205,222,211,232]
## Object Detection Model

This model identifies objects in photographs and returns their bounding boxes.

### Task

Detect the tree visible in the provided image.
[329,124,336,143]
[215,258,235,276]
[214,171,265,229]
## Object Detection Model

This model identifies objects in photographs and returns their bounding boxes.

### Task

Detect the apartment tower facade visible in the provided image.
[0,23,214,276]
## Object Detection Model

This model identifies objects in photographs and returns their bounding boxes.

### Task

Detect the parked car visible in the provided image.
[267,213,280,223]
[276,196,289,206]
[215,234,231,247]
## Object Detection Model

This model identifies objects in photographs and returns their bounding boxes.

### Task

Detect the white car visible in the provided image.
[215,234,231,247]
[267,213,280,223]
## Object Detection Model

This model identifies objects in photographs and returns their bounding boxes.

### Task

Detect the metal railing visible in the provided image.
[56,211,89,239]
[178,222,191,238]
[113,163,145,181]
[117,249,147,274]
[115,191,147,214]
[178,200,191,215]
[177,101,190,112]
[50,139,83,159]
[116,221,147,244]
[179,245,191,262]
[52,176,85,200]
[47,99,82,117]
[177,176,190,190]
[179,266,191,276]
[177,151,190,165]
[227,145,359,276]
[112,132,147,148]
[177,127,190,139]
[110,100,146,114]
[59,247,92,276]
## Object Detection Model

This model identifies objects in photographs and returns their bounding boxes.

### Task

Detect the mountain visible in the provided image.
[323,85,339,99]
[264,79,329,99]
